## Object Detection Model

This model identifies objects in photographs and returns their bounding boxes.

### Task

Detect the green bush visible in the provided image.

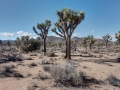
[19,36,41,52]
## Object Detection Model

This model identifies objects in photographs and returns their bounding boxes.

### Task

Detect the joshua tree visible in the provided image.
[102,34,112,48]
[81,37,88,50]
[95,41,103,50]
[87,35,96,49]
[15,37,21,48]
[20,36,31,53]
[33,20,51,56]
[115,30,120,45]
[6,40,11,50]
[52,8,84,60]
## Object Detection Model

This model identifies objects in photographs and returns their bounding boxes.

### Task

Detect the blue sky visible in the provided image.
[0,0,120,40]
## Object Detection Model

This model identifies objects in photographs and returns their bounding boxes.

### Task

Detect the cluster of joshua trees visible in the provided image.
[33,8,84,60]
[0,8,120,60]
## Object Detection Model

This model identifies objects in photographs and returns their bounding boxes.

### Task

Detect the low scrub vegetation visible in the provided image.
[46,52,55,57]
[50,62,86,87]
[43,66,50,72]
[0,65,23,78]
[105,74,120,87]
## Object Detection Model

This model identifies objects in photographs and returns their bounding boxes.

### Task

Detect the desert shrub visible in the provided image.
[88,53,93,57]
[98,54,103,58]
[92,49,99,53]
[61,49,66,53]
[43,66,50,72]
[29,62,37,67]
[41,60,52,64]
[46,52,55,57]
[93,60,104,64]
[30,54,37,56]
[24,57,33,60]
[99,49,106,52]
[105,74,120,87]
[0,65,24,78]
[80,50,88,54]
[0,65,15,77]
[50,62,86,87]
[19,36,41,52]
[69,61,78,66]
[49,58,54,62]
[36,73,50,80]
[27,83,38,90]
[13,72,24,78]
[7,55,23,62]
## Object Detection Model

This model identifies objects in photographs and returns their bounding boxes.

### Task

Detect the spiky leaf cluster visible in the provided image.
[115,30,120,44]
[52,8,85,39]
[87,35,96,45]
[33,20,51,39]
[56,8,84,24]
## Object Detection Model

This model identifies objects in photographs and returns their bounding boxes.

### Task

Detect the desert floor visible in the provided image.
[0,48,120,90]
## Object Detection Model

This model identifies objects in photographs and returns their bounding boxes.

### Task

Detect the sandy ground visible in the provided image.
[0,48,120,90]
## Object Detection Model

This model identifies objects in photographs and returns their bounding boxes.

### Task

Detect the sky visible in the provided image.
[0,0,120,40]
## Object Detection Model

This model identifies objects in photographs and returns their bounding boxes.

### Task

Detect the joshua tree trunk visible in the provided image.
[66,35,71,60]
[65,41,67,59]
[43,39,46,56]
[105,42,107,48]
[51,8,85,60]
[89,44,92,49]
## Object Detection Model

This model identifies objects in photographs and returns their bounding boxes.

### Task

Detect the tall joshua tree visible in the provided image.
[33,20,51,56]
[102,34,112,48]
[115,30,120,45]
[52,8,84,60]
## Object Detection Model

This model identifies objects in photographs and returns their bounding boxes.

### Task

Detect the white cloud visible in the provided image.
[72,33,80,37]
[0,32,14,37]
[32,36,38,39]
[16,31,32,36]
[97,36,102,39]
[91,30,94,32]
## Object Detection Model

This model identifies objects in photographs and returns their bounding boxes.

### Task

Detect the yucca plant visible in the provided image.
[87,35,96,49]
[81,37,88,50]
[33,20,51,56]
[102,34,112,48]
[115,30,120,45]
[52,8,85,60]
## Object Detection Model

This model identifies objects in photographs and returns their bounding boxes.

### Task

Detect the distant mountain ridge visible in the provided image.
[1,36,104,44]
